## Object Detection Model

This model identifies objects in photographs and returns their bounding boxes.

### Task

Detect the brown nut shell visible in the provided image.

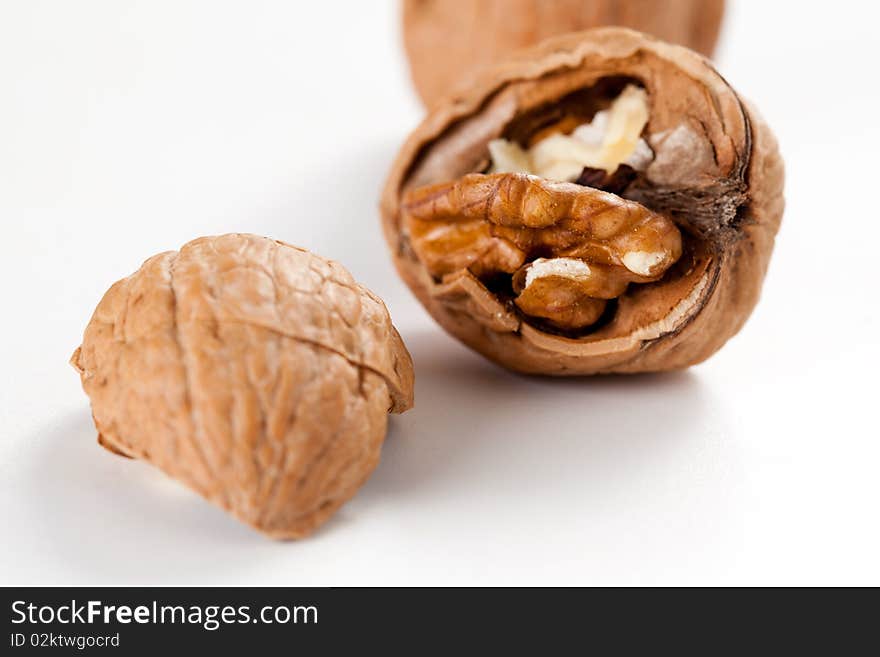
[403,0,725,107]
[381,28,784,375]
[71,234,414,539]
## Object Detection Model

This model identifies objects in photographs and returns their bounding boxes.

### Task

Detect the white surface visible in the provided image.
[1,0,878,586]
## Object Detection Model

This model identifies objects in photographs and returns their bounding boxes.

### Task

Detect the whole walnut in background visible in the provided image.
[71,234,413,539]
[403,0,725,107]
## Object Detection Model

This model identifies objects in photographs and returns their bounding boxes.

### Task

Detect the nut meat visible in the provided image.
[71,234,414,539]
[381,28,784,374]
[403,0,726,107]
[403,173,682,330]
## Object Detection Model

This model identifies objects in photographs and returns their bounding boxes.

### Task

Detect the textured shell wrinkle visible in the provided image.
[381,27,784,374]
[174,235,413,412]
[71,234,414,540]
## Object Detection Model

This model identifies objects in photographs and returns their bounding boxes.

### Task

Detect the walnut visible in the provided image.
[403,0,726,107]
[488,84,652,179]
[381,28,785,375]
[70,234,414,539]
[402,173,682,331]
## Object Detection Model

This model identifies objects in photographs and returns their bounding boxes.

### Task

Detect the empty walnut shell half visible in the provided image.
[71,234,414,539]
[403,0,725,107]
[381,28,784,375]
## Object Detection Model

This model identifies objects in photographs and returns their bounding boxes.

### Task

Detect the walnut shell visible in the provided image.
[403,0,725,107]
[70,234,414,539]
[381,28,784,375]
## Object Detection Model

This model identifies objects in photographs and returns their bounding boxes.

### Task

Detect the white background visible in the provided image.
[1,0,877,586]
